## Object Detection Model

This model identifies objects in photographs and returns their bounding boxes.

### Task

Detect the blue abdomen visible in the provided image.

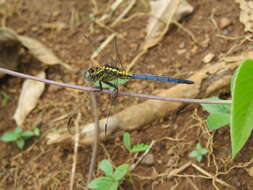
[132,74,193,84]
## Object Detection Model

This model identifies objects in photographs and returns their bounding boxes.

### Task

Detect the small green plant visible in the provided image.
[201,60,253,158]
[0,127,40,149]
[88,133,150,190]
[0,91,10,106]
[123,132,150,153]
[201,97,231,130]
[88,160,129,190]
[189,143,208,162]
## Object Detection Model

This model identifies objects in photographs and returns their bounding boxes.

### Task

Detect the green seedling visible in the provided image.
[0,127,40,149]
[0,91,10,106]
[88,160,129,190]
[201,60,253,158]
[189,143,208,162]
[88,133,150,189]
[201,97,231,130]
[123,132,150,153]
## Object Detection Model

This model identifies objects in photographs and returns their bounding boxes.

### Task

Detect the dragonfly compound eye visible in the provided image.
[83,69,93,81]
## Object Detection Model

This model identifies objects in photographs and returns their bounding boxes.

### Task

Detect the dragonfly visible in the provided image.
[83,64,193,91]
[83,38,194,133]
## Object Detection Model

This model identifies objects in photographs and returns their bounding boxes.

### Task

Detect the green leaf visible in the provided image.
[207,113,230,130]
[33,127,40,136]
[130,144,150,153]
[200,149,209,155]
[14,127,23,134]
[189,151,198,158]
[0,91,10,106]
[231,59,253,158]
[0,128,23,142]
[88,177,118,190]
[99,160,113,176]
[196,155,202,162]
[21,130,34,138]
[0,131,18,142]
[17,139,25,149]
[202,98,231,114]
[113,164,129,181]
[188,143,208,162]
[123,133,131,151]
[95,79,129,90]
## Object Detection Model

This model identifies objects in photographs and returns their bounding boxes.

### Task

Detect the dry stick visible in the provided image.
[70,113,81,190]
[110,0,136,27]
[121,12,147,23]
[132,161,192,180]
[186,178,200,190]
[86,92,100,185]
[209,8,220,31]
[0,67,230,104]
[91,33,116,59]
[99,0,124,22]
[191,163,232,188]
[91,0,98,14]
[130,140,155,170]
[172,21,197,44]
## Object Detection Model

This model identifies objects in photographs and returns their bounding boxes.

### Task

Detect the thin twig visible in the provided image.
[91,33,116,59]
[0,67,231,104]
[70,113,81,190]
[192,163,232,188]
[130,140,155,170]
[110,0,136,27]
[172,21,197,44]
[91,0,98,14]
[86,92,100,186]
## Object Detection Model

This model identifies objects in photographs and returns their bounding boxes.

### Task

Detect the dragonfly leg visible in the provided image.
[102,81,119,135]
[99,81,103,91]
[102,81,118,100]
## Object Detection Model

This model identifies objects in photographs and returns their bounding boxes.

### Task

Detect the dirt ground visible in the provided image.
[1,0,253,189]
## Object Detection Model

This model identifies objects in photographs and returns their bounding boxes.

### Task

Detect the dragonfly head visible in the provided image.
[83,68,95,81]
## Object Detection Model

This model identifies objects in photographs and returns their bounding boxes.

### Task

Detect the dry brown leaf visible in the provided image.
[18,35,73,70]
[144,0,193,49]
[13,71,46,127]
[236,0,253,32]
[0,27,73,72]
[0,28,21,78]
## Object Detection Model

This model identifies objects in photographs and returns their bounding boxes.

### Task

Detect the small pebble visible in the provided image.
[219,17,232,29]
[141,153,154,166]
[177,49,186,55]
[179,42,185,49]
[191,45,198,54]
[202,53,215,63]
[52,11,60,18]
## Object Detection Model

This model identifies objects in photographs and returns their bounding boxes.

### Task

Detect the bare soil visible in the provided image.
[1,0,253,190]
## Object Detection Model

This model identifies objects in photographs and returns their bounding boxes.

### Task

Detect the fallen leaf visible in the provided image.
[144,0,193,49]
[18,35,72,69]
[0,28,21,78]
[18,35,74,71]
[13,71,46,127]
[236,0,253,32]
[0,27,74,73]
